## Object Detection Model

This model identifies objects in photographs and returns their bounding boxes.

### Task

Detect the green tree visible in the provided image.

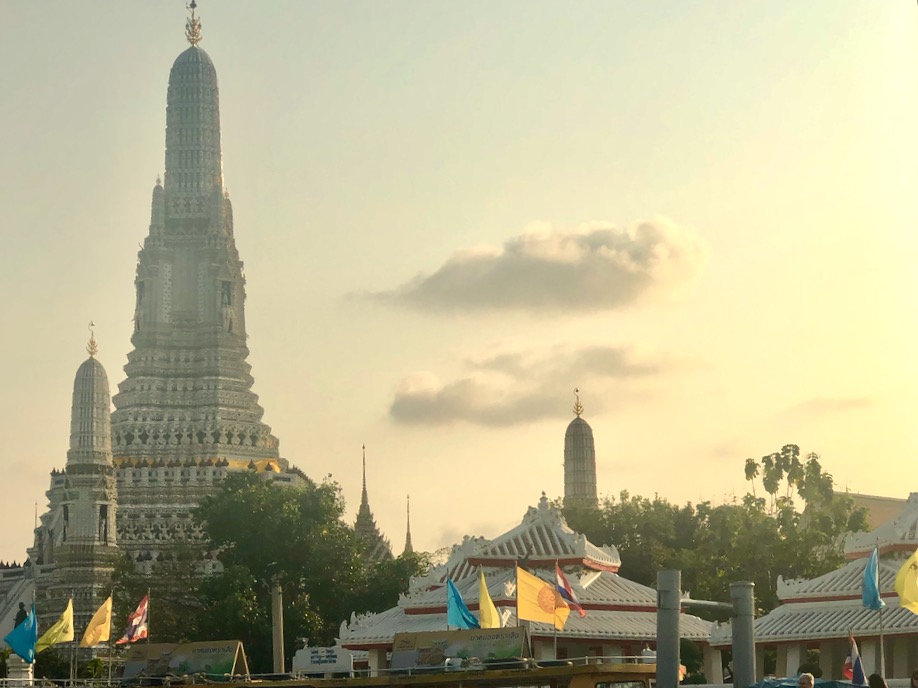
[565,447,868,615]
[194,472,427,673]
[111,543,205,644]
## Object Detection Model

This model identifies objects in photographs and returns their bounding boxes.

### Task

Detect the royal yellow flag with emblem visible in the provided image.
[895,548,918,614]
[80,596,113,647]
[479,569,501,629]
[516,566,570,630]
[36,598,74,653]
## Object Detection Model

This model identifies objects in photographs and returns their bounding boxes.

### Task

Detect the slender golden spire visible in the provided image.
[185,0,202,46]
[573,387,583,417]
[86,321,99,357]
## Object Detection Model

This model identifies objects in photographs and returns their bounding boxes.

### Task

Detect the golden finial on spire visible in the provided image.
[573,387,583,417]
[185,0,202,46]
[86,321,99,357]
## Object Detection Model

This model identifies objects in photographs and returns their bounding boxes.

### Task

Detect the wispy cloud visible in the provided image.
[390,344,677,427]
[789,396,873,417]
[367,218,706,313]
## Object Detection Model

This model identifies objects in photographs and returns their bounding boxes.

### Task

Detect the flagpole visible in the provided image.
[107,589,114,685]
[70,588,76,683]
[515,565,520,628]
[878,605,885,679]
[146,587,151,644]
[554,559,559,660]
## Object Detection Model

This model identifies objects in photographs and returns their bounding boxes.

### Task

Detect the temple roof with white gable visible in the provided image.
[339,495,712,650]
[435,493,621,584]
[711,493,918,647]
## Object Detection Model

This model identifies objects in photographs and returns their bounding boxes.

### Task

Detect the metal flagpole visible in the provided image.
[146,587,151,643]
[875,539,885,678]
[107,590,115,685]
[71,589,77,683]
[515,565,520,627]
[553,560,559,659]
[878,605,885,679]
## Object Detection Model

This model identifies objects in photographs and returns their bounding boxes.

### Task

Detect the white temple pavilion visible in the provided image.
[711,492,918,680]
[340,495,717,677]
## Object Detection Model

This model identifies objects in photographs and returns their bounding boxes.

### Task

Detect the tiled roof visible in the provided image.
[341,605,712,648]
[400,568,656,613]
[776,557,901,601]
[710,600,918,646]
[709,551,910,647]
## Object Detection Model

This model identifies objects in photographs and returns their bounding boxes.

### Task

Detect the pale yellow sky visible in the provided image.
[1,2,918,561]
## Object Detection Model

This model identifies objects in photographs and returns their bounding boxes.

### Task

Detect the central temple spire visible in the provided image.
[110,26,280,467]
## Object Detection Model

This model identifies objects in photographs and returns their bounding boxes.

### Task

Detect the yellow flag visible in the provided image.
[516,566,570,630]
[79,596,113,647]
[479,569,501,629]
[36,599,74,653]
[895,549,918,614]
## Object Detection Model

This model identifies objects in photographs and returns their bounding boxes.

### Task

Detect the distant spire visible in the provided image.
[573,387,583,417]
[354,445,393,562]
[185,0,202,46]
[403,495,413,555]
[361,444,368,506]
[86,321,98,357]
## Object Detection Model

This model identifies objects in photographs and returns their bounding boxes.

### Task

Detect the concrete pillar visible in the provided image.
[657,570,681,688]
[7,656,33,685]
[532,640,552,660]
[731,581,756,688]
[819,640,837,680]
[271,581,285,674]
[784,644,802,677]
[861,639,878,677]
[777,646,788,677]
[704,646,724,684]
[892,637,909,679]
[367,648,387,677]
[604,643,623,661]
[755,645,765,681]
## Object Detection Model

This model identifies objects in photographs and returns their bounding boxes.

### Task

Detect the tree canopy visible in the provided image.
[113,472,428,673]
[564,445,868,614]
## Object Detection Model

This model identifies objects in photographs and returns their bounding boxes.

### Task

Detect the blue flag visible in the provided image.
[446,578,480,629]
[4,603,38,663]
[862,546,886,611]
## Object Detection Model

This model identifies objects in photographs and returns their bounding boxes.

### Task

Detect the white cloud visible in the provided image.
[390,344,675,427]
[369,217,706,313]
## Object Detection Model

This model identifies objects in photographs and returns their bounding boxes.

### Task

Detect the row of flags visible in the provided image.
[446,564,586,632]
[3,594,149,664]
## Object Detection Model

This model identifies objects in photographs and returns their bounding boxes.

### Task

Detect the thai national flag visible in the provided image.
[842,631,866,686]
[555,564,586,617]
[116,594,149,645]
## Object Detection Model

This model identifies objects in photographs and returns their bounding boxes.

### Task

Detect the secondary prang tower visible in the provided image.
[563,389,598,508]
[110,2,282,468]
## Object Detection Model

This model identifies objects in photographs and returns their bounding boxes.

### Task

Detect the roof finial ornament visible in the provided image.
[573,388,583,417]
[185,0,202,46]
[86,321,98,357]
